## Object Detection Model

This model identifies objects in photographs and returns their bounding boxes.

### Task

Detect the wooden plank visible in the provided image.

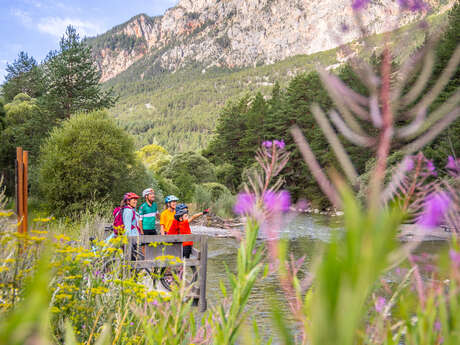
[130,259,200,268]
[16,147,23,234]
[199,235,208,312]
[136,234,203,243]
[23,151,28,234]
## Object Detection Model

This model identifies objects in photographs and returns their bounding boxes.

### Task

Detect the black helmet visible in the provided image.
[174,203,188,220]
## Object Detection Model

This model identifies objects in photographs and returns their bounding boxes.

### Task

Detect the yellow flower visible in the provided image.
[33,216,55,222]
[0,211,13,217]
[90,286,108,295]
[55,293,72,300]
[0,267,10,273]
[30,230,48,234]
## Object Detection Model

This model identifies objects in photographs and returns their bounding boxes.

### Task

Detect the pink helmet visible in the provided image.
[123,192,140,201]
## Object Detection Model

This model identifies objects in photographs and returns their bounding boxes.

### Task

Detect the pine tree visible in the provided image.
[43,26,117,119]
[1,52,44,102]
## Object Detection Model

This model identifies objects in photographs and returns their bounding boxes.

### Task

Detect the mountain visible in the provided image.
[87,0,434,82]
[85,0,447,153]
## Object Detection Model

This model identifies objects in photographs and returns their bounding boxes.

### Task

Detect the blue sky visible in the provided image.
[0,0,178,81]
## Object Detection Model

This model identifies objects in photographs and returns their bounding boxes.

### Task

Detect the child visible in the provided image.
[167,203,209,258]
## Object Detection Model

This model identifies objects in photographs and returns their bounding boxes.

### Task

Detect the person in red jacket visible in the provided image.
[167,203,209,258]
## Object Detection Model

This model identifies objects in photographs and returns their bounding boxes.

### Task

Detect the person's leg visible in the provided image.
[183,245,192,259]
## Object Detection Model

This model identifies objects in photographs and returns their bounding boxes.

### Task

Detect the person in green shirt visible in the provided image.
[139,188,158,235]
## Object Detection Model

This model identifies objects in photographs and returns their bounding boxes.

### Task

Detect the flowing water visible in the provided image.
[191,214,447,338]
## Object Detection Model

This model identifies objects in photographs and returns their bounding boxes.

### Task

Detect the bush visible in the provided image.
[193,184,212,210]
[193,182,232,215]
[162,152,217,185]
[37,110,153,214]
[213,192,235,218]
[215,163,239,191]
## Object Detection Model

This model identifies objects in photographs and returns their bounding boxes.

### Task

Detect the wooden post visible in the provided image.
[16,148,24,233]
[23,151,28,234]
[199,235,208,312]
[15,148,29,234]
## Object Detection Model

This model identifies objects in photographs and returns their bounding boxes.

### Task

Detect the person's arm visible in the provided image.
[122,208,133,234]
[138,205,144,233]
[160,211,166,235]
[189,209,209,222]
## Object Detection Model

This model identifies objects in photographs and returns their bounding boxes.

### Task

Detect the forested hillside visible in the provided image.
[202,3,460,207]
[103,11,448,153]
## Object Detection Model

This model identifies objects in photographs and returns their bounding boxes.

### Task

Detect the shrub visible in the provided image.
[193,184,212,210]
[213,192,235,218]
[162,152,217,185]
[37,110,153,214]
[200,182,231,201]
[193,182,232,216]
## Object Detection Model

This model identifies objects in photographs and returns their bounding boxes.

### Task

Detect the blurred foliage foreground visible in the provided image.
[1,4,460,345]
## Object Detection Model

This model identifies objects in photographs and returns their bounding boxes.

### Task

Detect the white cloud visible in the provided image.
[37,17,104,38]
[11,9,33,26]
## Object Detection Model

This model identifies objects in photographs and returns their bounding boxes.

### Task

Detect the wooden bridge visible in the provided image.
[126,234,208,312]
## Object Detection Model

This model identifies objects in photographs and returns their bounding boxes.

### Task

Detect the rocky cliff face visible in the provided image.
[88,0,438,82]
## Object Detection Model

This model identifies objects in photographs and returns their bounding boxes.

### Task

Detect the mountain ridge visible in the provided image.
[86,0,439,82]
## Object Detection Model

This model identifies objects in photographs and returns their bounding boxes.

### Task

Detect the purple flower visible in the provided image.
[374,296,386,313]
[417,192,451,229]
[435,320,441,331]
[403,156,414,172]
[263,190,291,213]
[234,193,256,215]
[262,141,273,148]
[351,0,370,10]
[273,140,285,149]
[340,22,350,32]
[426,159,437,176]
[449,250,460,266]
[398,0,428,12]
[446,156,460,176]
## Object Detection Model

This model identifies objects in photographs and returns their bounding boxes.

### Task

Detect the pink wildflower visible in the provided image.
[374,296,386,313]
[417,192,451,229]
[351,0,370,10]
[263,190,291,213]
[234,192,256,215]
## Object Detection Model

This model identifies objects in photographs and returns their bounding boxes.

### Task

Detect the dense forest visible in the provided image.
[100,11,445,153]
[202,4,460,208]
[0,4,458,215]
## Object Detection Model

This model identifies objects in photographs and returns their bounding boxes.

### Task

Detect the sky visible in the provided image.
[0,0,178,81]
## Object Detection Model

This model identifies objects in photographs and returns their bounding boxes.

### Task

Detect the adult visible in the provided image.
[122,192,141,236]
[139,188,158,235]
[160,195,179,235]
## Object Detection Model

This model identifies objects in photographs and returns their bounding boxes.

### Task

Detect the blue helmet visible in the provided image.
[165,195,179,204]
[174,203,189,220]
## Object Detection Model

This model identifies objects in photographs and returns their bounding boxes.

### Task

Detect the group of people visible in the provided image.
[114,188,209,258]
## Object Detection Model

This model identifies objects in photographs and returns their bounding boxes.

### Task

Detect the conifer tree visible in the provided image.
[1,52,44,102]
[43,26,117,119]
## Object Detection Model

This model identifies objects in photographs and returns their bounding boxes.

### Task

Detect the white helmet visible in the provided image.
[142,188,154,198]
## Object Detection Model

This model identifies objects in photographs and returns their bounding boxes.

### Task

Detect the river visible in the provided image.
[191,214,447,339]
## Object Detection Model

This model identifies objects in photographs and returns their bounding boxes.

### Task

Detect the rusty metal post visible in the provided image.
[16,148,24,233]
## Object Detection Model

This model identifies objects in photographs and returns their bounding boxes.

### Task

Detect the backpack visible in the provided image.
[112,206,136,235]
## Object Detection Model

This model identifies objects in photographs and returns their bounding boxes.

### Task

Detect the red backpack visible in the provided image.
[112,206,136,235]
